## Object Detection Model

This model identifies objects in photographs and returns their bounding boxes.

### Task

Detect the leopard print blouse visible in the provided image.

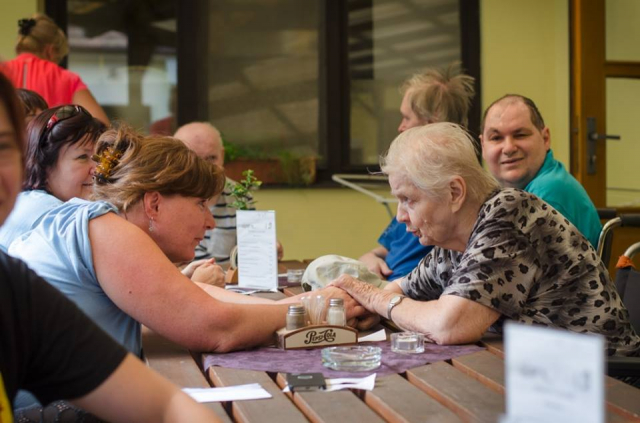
[400,188,640,357]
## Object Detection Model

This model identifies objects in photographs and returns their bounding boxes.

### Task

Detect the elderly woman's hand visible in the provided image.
[189,259,226,288]
[330,274,394,318]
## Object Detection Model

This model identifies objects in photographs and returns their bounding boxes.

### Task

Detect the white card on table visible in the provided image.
[504,322,604,423]
[236,210,278,291]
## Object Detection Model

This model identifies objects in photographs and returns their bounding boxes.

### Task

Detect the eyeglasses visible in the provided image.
[45,105,90,131]
[39,105,91,147]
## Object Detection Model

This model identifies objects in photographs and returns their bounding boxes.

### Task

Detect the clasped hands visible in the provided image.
[316,275,381,330]
[181,258,226,287]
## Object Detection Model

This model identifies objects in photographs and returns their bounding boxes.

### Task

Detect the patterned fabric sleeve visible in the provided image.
[442,215,539,320]
[400,249,446,300]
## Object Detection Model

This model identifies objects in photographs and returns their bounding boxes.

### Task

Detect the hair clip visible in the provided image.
[92,146,124,184]
[18,19,36,36]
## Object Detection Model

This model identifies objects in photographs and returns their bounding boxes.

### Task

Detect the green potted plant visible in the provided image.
[228,169,262,210]
[226,169,262,280]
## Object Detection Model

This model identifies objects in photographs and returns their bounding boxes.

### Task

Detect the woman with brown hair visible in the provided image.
[9,125,363,357]
[1,14,109,125]
[0,104,106,251]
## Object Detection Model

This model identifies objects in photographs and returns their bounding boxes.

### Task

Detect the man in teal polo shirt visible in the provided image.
[480,94,601,247]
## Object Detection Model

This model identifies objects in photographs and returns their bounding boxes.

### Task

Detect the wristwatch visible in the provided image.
[386,295,405,320]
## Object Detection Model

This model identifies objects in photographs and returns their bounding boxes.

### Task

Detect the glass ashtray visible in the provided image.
[391,332,425,354]
[321,346,381,371]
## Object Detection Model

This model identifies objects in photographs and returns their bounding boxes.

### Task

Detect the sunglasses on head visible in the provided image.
[45,105,91,131]
[38,105,91,147]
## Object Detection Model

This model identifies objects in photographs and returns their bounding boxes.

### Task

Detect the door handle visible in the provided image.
[586,117,621,175]
[589,132,621,141]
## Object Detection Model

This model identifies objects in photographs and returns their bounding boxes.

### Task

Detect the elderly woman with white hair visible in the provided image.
[332,122,640,357]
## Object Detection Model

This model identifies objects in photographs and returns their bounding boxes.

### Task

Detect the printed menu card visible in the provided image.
[236,210,278,291]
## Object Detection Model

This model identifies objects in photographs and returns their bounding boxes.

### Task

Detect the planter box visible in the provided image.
[224,157,316,186]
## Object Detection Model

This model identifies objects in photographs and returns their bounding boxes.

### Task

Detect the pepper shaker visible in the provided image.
[286,304,306,330]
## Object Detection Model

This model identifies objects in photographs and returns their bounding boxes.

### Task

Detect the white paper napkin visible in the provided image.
[358,328,386,343]
[184,383,272,402]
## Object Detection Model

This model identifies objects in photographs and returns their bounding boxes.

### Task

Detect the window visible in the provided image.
[51,0,479,180]
[63,0,177,134]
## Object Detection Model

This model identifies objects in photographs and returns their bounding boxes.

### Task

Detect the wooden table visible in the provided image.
[144,265,640,422]
[144,328,640,422]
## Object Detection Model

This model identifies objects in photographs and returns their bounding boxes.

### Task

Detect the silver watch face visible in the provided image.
[390,295,402,305]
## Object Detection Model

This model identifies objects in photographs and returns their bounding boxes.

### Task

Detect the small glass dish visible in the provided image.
[287,269,304,284]
[391,332,425,354]
[321,346,382,371]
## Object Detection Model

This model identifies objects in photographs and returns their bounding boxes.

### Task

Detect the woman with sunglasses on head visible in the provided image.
[0,71,222,423]
[0,14,109,125]
[0,104,105,252]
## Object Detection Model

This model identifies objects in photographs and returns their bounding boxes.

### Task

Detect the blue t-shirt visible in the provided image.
[525,150,601,248]
[0,190,61,252]
[378,218,433,281]
[8,199,142,356]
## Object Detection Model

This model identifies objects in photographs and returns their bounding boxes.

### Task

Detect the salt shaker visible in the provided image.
[286,304,306,330]
[326,298,346,326]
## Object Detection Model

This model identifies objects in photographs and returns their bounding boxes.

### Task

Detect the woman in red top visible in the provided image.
[1,14,109,125]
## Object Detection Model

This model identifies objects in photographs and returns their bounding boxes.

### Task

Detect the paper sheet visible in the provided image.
[504,322,605,423]
[183,383,272,402]
[236,210,278,291]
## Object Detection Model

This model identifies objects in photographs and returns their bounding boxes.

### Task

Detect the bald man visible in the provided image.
[174,122,249,263]
[174,122,282,263]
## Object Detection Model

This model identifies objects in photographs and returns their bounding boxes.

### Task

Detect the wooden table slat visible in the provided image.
[407,361,505,423]
[208,366,308,423]
[363,373,463,423]
[274,373,386,423]
[453,351,640,422]
[142,328,232,422]
[452,351,505,394]
[605,378,640,420]
[479,333,505,358]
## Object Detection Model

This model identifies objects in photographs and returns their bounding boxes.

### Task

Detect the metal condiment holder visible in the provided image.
[276,325,358,350]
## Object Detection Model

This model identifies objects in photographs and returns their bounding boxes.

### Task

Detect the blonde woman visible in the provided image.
[9,126,364,357]
[1,14,109,124]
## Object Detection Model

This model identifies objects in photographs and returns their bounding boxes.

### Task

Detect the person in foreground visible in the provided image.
[331,123,640,356]
[0,104,105,251]
[0,71,221,423]
[359,63,475,281]
[9,125,365,358]
[480,94,601,247]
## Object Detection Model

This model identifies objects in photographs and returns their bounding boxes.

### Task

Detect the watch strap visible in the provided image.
[386,295,405,320]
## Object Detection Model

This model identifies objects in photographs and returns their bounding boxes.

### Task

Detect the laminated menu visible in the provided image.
[236,210,278,291]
